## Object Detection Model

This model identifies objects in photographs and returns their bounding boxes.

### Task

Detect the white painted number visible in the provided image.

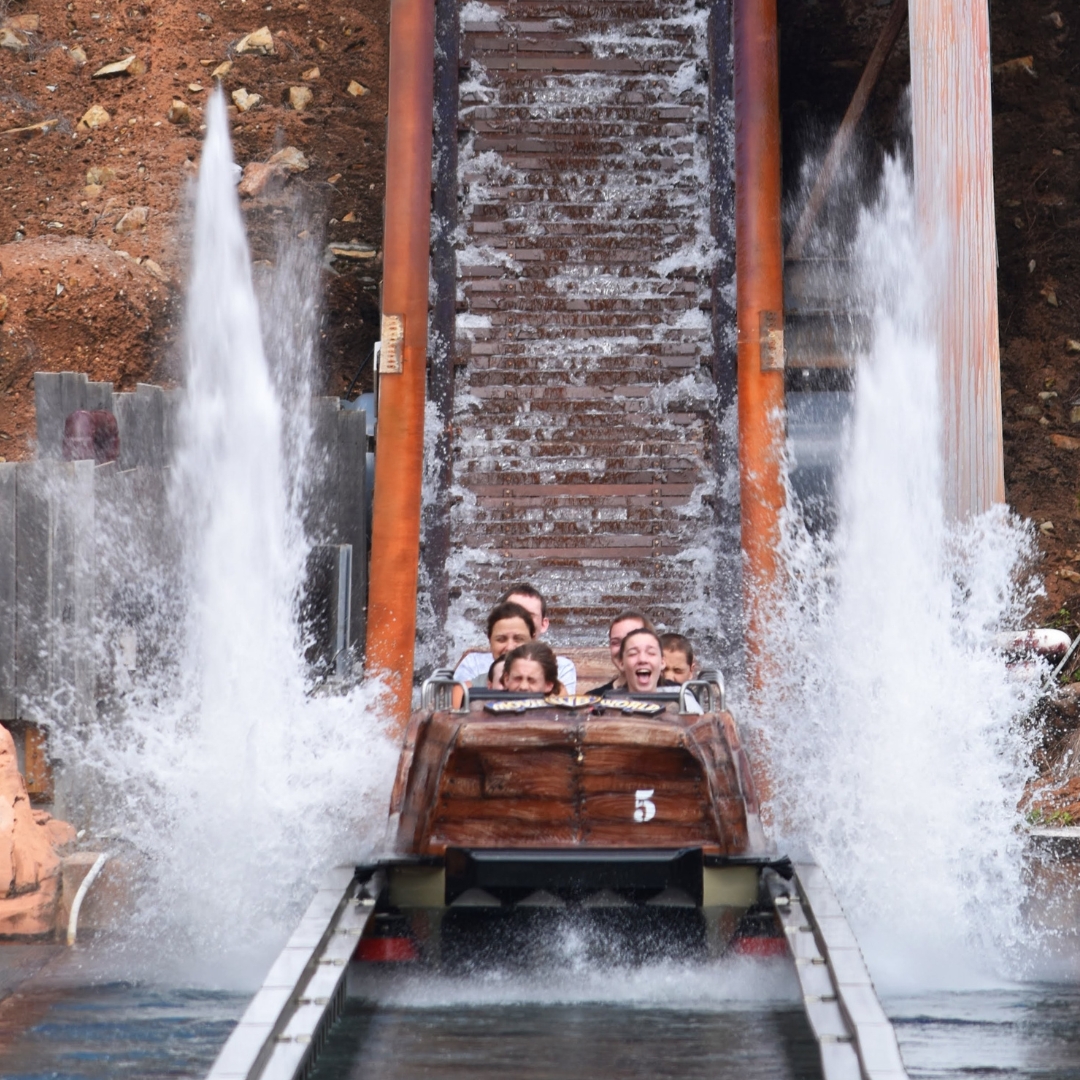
[634,788,656,823]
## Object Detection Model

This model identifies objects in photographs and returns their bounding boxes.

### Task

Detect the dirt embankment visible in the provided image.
[0,0,388,460]
[993,2,1080,625]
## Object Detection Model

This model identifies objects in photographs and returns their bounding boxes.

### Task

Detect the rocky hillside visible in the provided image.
[0,0,388,460]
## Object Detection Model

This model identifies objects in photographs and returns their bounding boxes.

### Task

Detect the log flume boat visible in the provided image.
[207,657,909,1080]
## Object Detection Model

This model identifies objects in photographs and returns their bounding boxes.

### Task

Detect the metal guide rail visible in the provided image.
[767,862,909,1080]
[206,866,383,1080]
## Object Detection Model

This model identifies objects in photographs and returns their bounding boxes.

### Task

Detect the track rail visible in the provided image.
[768,862,909,1080]
[206,866,382,1080]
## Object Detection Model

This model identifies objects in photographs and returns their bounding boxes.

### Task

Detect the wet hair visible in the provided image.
[502,641,563,693]
[498,582,547,619]
[618,627,662,660]
[659,632,694,666]
[486,601,536,640]
[608,608,655,634]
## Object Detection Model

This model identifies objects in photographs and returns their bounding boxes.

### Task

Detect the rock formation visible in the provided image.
[0,724,76,937]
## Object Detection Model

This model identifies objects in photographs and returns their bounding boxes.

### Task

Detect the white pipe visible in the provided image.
[66,852,108,946]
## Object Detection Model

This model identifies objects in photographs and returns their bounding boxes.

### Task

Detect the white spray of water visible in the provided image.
[360,957,799,1010]
[754,155,1042,991]
[52,91,397,984]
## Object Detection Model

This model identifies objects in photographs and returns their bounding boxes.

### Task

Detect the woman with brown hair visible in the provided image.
[500,641,565,695]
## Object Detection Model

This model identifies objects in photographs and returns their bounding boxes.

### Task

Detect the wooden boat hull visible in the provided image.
[363,700,780,965]
[391,706,755,857]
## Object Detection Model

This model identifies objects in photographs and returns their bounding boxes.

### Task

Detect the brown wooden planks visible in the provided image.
[397,706,750,856]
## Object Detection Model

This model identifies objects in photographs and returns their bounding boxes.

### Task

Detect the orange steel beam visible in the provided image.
[366,0,436,731]
[909,0,1004,519]
[734,0,785,697]
[786,0,907,261]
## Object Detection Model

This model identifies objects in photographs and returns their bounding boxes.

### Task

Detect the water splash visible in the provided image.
[753,153,1043,989]
[50,90,397,984]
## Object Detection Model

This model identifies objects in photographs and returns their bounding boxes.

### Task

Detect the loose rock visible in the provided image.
[268,145,309,172]
[77,105,111,131]
[188,82,204,93]
[0,724,74,937]
[140,258,168,282]
[994,55,1037,78]
[302,65,320,80]
[68,45,87,66]
[1,119,60,136]
[211,60,232,79]
[289,85,313,111]
[1059,568,1080,584]
[327,242,378,262]
[235,26,275,55]
[167,99,191,125]
[1041,521,1056,533]
[85,166,116,185]
[237,162,276,198]
[1067,339,1080,353]
[0,26,30,50]
[1051,434,1080,450]
[92,54,146,78]
[231,88,262,112]
[114,206,149,234]
[0,294,7,322]
[347,80,369,97]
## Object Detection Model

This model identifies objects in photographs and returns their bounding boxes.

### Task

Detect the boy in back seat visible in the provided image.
[452,583,578,693]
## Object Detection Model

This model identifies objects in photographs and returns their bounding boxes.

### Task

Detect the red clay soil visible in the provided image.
[0,0,388,460]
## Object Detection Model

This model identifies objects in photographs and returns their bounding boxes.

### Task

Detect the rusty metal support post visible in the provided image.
[909,0,1004,519]
[366,0,436,731]
[733,0,785,693]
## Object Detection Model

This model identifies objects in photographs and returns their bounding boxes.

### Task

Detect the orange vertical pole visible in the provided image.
[734,0,786,694]
[909,0,1004,519]
[366,0,435,733]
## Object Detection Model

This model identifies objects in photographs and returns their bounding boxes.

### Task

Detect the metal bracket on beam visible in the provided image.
[378,314,405,374]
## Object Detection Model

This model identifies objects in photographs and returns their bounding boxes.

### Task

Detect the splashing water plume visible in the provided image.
[754,154,1042,990]
[51,90,397,984]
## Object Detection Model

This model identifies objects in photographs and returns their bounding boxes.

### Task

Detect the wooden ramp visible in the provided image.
[442,0,734,645]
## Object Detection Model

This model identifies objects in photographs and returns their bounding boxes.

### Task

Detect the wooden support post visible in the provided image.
[366,0,436,730]
[734,0,785,695]
[909,0,1004,519]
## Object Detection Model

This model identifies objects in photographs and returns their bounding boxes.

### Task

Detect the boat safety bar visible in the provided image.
[420,668,469,711]
[205,866,384,1080]
[767,862,909,1080]
[681,669,725,713]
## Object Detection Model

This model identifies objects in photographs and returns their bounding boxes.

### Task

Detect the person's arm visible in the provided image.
[557,656,577,694]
